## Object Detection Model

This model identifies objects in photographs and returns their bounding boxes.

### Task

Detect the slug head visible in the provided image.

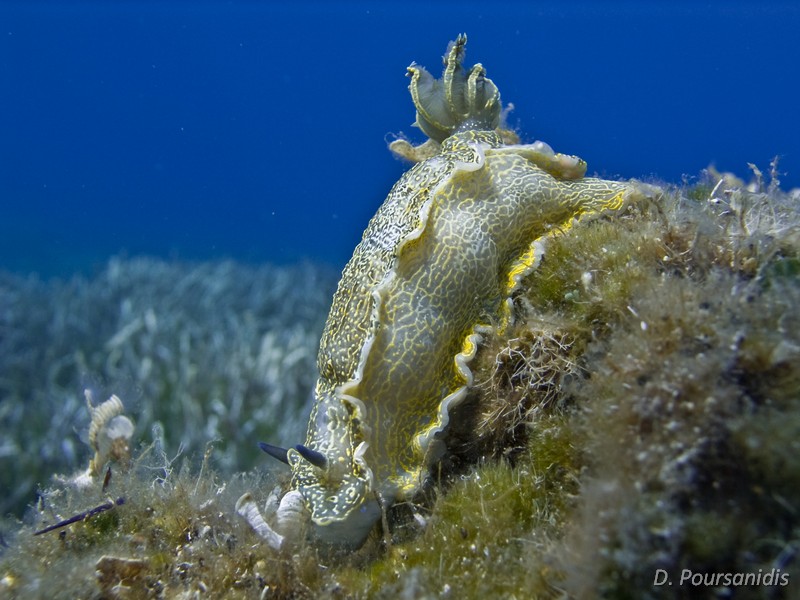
[286,441,381,548]
[407,34,502,143]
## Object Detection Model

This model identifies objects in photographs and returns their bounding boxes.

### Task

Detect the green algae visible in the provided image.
[333,415,580,598]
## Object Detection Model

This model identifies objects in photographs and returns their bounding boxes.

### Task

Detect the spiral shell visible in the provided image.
[85,390,134,476]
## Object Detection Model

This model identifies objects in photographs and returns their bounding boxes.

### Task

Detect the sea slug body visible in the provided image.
[246,34,656,550]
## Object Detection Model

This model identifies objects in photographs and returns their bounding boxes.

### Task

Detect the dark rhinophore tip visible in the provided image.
[295,444,327,469]
[259,442,289,465]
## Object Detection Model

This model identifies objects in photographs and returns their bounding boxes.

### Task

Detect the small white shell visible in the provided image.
[85,390,134,476]
[236,493,284,551]
[274,490,307,536]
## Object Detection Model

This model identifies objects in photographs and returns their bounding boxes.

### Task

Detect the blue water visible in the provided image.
[2,1,798,278]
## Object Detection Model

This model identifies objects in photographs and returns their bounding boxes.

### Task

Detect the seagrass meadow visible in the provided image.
[1,173,799,598]
[0,260,338,519]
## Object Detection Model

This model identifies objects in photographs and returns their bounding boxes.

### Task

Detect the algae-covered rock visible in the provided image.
[2,179,797,599]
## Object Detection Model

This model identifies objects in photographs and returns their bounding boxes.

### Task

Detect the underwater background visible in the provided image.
[2,1,799,277]
[2,3,800,597]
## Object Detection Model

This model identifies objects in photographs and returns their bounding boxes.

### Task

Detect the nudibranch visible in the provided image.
[238,34,656,550]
